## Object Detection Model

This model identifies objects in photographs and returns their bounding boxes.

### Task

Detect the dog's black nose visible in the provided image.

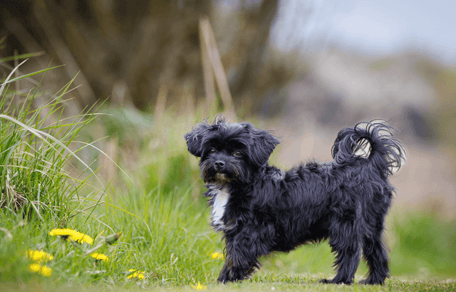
[214,160,225,170]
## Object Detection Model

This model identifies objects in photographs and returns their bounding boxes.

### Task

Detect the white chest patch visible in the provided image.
[211,188,230,231]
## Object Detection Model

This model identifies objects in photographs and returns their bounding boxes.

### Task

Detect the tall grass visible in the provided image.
[0,63,102,224]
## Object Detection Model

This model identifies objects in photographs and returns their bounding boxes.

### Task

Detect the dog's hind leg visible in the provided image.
[360,218,389,284]
[320,221,361,285]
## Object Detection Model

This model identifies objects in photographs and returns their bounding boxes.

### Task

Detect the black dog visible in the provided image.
[184,117,405,285]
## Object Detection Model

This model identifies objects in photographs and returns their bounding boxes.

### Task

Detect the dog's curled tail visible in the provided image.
[331,121,406,176]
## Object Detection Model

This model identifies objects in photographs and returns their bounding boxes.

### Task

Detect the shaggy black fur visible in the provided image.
[184,117,406,285]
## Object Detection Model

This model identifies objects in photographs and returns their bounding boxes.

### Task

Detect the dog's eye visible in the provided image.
[209,149,216,154]
[233,151,242,157]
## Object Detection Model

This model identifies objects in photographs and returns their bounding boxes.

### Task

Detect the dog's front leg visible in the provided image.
[217,260,250,283]
[217,249,258,283]
[217,230,263,283]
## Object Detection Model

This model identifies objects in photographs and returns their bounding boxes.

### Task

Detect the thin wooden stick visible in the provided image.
[199,17,216,115]
[199,16,235,119]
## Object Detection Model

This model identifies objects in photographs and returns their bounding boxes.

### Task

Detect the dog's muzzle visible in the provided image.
[214,160,225,171]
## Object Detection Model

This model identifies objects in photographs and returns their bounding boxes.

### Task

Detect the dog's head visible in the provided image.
[184,117,280,187]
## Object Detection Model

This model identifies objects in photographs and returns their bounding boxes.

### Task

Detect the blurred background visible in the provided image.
[1,0,456,276]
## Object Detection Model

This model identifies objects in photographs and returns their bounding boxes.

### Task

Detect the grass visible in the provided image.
[0,186,221,287]
[0,64,455,291]
[1,276,455,292]
[0,64,103,224]
[2,187,455,291]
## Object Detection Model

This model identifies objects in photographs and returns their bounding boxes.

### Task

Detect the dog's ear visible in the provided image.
[243,123,280,166]
[184,121,212,157]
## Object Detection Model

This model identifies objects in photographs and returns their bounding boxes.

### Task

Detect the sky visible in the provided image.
[269,0,456,64]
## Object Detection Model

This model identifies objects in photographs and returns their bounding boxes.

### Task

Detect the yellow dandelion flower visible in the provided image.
[127,269,145,280]
[90,253,109,262]
[28,263,41,273]
[191,282,207,290]
[39,265,52,277]
[211,251,224,260]
[49,228,72,237]
[26,250,54,262]
[28,263,52,277]
[49,228,93,245]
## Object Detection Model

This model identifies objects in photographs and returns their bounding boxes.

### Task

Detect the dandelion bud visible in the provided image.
[105,232,122,245]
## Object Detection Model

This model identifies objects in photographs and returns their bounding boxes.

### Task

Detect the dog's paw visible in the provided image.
[319,278,353,285]
[217,276,243,284]
[217,275,231,284]
[217,270,244,283]
[217,271,231,284]
[359,278,385,285]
